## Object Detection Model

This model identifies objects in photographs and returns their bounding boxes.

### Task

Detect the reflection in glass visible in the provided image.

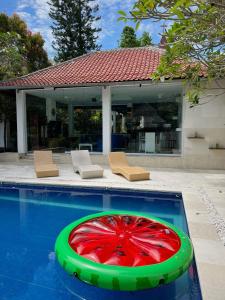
[111,85,182,154]
[26,84,182,155]
[26,87,102,152]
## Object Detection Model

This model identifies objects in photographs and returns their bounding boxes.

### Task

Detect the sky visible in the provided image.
[0,0,164,59]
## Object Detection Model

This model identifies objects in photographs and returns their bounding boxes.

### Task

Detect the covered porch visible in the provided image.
[16,82,183,156]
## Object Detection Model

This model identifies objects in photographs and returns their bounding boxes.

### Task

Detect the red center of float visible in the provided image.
[68,215,181,267]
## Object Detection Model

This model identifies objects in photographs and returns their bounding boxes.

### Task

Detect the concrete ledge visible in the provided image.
[0,152,19,162]
[30,153,225,170]
[1,152,225,170]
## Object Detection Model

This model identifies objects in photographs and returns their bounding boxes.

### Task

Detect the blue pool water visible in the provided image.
[0,183,202,300]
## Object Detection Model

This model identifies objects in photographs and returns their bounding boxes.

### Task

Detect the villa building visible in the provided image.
[0,46,224,169]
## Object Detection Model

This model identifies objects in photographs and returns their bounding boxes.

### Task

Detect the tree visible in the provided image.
[119,26,140,48]
[119,26,153,48]
[0,14,50,151]
[48,0,101,62]
[0,12,10,32]
[7,13,27,40]
[140,31,153,46]
[0,13,50,78]
[119,0,225,104]
[26,32,50,72]
[0,32,26,81]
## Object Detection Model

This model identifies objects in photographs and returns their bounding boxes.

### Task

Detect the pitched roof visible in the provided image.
[0,47,164,89]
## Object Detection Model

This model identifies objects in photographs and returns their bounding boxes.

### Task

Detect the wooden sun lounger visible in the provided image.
[108,152,150,181]
[71,150,104,179]
[34,151,59,178]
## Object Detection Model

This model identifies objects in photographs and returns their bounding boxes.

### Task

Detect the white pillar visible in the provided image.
[102,86,111,154]
[16,90,27,154]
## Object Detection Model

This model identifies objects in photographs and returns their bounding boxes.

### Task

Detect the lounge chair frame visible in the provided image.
[71,150,104,179]
[108,152,150,181]
[34,150,59,178]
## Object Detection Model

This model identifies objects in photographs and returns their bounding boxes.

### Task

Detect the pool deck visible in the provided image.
[0,161,225,300]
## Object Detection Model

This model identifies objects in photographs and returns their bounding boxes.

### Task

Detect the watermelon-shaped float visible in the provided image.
[55,211,193,291]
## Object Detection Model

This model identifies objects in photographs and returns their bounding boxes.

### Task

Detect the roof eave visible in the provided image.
[0,79,151,91]
[0,78,188,91]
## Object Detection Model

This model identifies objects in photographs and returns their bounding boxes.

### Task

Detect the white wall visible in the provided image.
[182,79,225,169]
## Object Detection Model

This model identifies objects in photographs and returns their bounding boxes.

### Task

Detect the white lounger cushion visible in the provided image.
[71,150,104,179]
[78,165,104,179]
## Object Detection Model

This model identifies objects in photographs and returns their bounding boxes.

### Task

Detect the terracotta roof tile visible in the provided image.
[0,47,164,88]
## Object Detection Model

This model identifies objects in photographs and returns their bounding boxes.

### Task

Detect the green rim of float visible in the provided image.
[55,211,193,291]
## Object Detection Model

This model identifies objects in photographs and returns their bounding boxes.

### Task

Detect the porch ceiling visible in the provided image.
[26,83,183,106]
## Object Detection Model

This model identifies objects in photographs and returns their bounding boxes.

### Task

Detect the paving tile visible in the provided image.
[188,222,220,241]
[192,238,225,265]
[197,263,225,300]
[185,209,211,224]
[182,192,203,202]
[183,200,207,211]
[216,207,225,218]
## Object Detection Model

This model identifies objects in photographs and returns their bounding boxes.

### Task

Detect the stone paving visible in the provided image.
[0,161,225,300]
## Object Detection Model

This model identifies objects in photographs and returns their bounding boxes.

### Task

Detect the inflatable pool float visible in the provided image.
[55,211,193,291]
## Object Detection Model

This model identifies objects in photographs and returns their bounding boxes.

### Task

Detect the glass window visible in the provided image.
[73,106,102,152]
[26,87,102,152]
[111,84,182,154]
[27,94,46,151]
[0,91,17,152]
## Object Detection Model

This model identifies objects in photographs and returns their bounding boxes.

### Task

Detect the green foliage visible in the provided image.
[140,31,153,46]
[25,32,50,72]
[0,13,27,40]
[119,26,153,48]
[120,0,225,103]
[48,0,101,62]
[120,26,140,47]
[0,32,26,80]
[0,13,50,80]
[0,94,16,124]
[74,109,102,135]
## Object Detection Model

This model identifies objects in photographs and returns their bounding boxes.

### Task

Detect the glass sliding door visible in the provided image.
[26,87,102,152]
[111,84,182,154]
[26,94,47,151]
[0,91,17,152]
[73,106,102,152]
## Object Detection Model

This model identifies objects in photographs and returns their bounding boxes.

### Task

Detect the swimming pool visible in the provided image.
[0,183,202,300]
